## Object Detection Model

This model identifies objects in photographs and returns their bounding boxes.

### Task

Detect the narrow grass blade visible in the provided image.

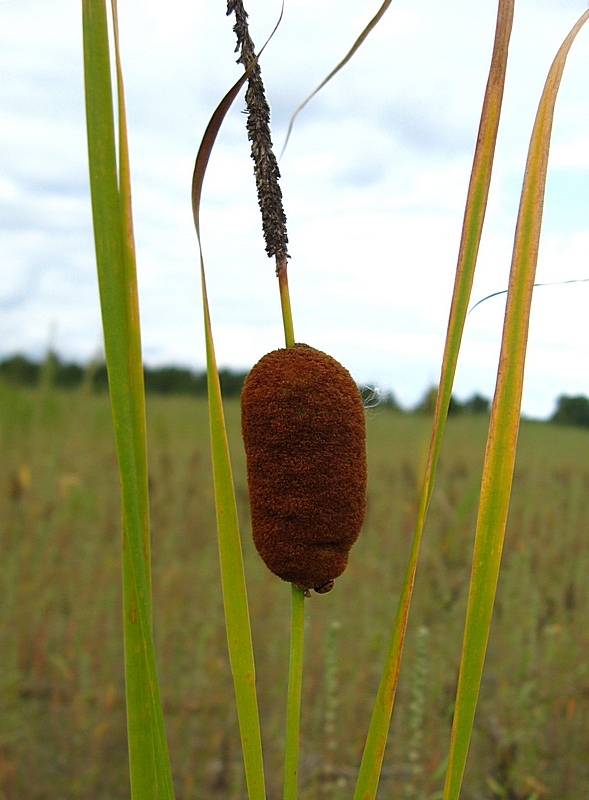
[191,73,253,234]
[469,277,589,315]
[281,0,395,157]
[111,2,177,794]
[201,276,266,800]
[352,4,515,799]
[82,2,174,797]
[110,0,148,513]
[191,63,278,800]
[443,10,589,800]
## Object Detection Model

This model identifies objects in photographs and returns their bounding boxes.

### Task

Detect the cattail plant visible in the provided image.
[227,1,367,597]
[241,344,366,592]
[81,1,589,799]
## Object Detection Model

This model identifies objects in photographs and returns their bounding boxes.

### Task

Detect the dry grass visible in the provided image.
[1,380,588,799]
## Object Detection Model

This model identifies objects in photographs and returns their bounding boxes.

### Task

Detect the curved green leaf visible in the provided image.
[190,29,283,799]
[352,3,515,798]
[443,10,589,800]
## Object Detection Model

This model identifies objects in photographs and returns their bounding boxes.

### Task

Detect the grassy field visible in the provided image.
[1,378,588,799]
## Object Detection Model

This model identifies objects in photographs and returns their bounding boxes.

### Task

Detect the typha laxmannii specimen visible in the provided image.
[241,344,367,592]
[229,3,366,592]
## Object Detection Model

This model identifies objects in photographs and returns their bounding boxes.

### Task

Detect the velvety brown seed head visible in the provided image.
[241,343,367,589]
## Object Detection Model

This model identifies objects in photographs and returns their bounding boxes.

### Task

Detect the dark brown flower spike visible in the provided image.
[227,0,288,264]
[241,344,367,590]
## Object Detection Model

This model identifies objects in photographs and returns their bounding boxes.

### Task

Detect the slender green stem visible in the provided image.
[283,584,306,800]
[277,256,295,348]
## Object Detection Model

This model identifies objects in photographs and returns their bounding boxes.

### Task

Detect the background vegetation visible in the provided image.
[5,354,589,428]
[1,376,588,799]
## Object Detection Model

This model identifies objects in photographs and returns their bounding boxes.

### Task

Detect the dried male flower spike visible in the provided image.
[227,0,288,264]
[241,344,367,591]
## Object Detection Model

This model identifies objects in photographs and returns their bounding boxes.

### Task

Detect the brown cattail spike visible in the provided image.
[241,344,367,590]
[227,0,289,263]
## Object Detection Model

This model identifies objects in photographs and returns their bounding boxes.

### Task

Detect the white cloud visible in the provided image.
[0,0,588,418]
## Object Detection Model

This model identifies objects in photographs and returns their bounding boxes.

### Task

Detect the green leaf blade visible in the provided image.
[443,10,589,799]
[202,268,267,800]
[82,2,174,797]
[352,5,515,799]
[192,64,270,800]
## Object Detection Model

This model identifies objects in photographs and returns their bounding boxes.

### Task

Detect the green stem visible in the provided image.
[283,584,306,800]
[277,256,295,348]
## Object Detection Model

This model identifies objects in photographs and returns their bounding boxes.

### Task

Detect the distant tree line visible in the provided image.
[0,354,246,397]
[413,385,589,426]
[411,385,491,416]
[2,354,588,425]
[551,395,589,428]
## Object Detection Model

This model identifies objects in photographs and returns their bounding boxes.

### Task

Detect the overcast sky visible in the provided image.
[1,0,588,417]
